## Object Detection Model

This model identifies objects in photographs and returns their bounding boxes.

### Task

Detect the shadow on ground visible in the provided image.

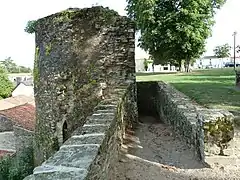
[122,115,206,170]
[136,72,177,76]
[115,115,214,180]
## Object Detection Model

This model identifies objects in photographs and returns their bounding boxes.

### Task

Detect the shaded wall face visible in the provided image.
[137,82,159,117]
[33,7,135,165]
[0,116,13,132]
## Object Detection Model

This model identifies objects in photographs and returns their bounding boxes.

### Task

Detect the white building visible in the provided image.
[194,56,240,69]
[11,82,34,97]
[135,59,146,72]
[135,58,176,73]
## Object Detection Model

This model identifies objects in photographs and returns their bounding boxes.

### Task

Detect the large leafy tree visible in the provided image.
[126,0,226,72]
[213,43,231,58]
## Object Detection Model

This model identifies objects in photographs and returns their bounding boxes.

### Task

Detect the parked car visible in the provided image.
[224,63,240,67]
[224,63,234,67]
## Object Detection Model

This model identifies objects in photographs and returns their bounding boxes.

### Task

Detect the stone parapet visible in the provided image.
[137,81,235,164]
[156,81,234,162]
[24,83,138,180]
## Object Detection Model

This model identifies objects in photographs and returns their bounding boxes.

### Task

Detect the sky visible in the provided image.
[0,0,239,68]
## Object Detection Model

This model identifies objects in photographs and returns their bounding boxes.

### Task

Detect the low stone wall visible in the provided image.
[0,115,13,132]
[157,81,234,161]
[137,81,235,163]
[14,126,34,153]
[24,83,138,180]
[14,125,34,173]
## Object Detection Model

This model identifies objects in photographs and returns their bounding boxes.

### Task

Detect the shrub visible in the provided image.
[0,147,34,180]
[24,20,37,34]
[0,72,13,99]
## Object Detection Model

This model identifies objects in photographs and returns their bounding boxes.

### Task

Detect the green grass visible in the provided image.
[137,68,240,113]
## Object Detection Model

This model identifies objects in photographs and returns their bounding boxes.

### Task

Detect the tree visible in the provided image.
[24,20,37,34]
[213,43,231,59]
[0,57,32,73]
[126,0,226,72]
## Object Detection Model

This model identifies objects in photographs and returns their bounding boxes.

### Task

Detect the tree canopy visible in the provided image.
[0,57,32,73]
[126,0,226,71]
[213,43,231,58]
[24,20,37,34]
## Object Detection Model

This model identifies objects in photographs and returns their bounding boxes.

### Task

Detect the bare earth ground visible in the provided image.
[116,116,240,180]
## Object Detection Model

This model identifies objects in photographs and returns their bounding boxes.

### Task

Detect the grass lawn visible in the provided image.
[137,68,240,114]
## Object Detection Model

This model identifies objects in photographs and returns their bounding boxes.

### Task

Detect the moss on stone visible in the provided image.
[33,47,40,85]
[54,10,77,23]
[45,43,52,56]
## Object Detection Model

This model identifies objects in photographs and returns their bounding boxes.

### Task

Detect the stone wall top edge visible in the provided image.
[157,81,234,122]
[36,6,132,25]
[13,125,34,133]
[31,84,128,174]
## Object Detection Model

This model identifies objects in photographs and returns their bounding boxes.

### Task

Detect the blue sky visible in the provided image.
[0,0,239,68]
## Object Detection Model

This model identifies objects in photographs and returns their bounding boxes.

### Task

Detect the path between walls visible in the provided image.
[116,116,240,180]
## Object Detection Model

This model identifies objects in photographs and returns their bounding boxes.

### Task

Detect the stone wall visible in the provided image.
[13,126,34,155]
[0,115,13,132]
[33,6,135,165]
[137,81,235,163]
[24,83,138,180]
[137,82,158,117]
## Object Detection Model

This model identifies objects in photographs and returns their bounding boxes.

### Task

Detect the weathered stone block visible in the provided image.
[72,124,110,136]
[63,135,105,146]
[42,146,99,169]
[32,167,87,180]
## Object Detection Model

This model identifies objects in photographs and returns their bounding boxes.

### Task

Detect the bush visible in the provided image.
[24,20,37,34]
[0,73,13,99]
[0,155,12,180]
[0,147,34,180]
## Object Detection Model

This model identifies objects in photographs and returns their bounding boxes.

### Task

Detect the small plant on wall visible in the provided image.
[143,58,153,71]
[143,58,148,71]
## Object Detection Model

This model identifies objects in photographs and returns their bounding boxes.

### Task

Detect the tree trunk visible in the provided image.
[236,71,240,88]
[185,58,191,73]
[144,66,148,71]
[178,60,184,72]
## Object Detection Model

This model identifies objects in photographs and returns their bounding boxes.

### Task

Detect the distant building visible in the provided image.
[135,58,146,72]
[11,81,34,97]
[8,74,33,85]
[0,103,35,159]
[135,58,176,73]
[194,56,240,69]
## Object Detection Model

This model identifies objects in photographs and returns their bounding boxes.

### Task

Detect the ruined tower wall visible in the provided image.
[33,6,135,165]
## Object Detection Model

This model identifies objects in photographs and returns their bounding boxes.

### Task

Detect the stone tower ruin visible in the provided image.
[33,6,136,165]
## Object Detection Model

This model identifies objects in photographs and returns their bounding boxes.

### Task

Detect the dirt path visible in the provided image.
[116,116,240,180]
